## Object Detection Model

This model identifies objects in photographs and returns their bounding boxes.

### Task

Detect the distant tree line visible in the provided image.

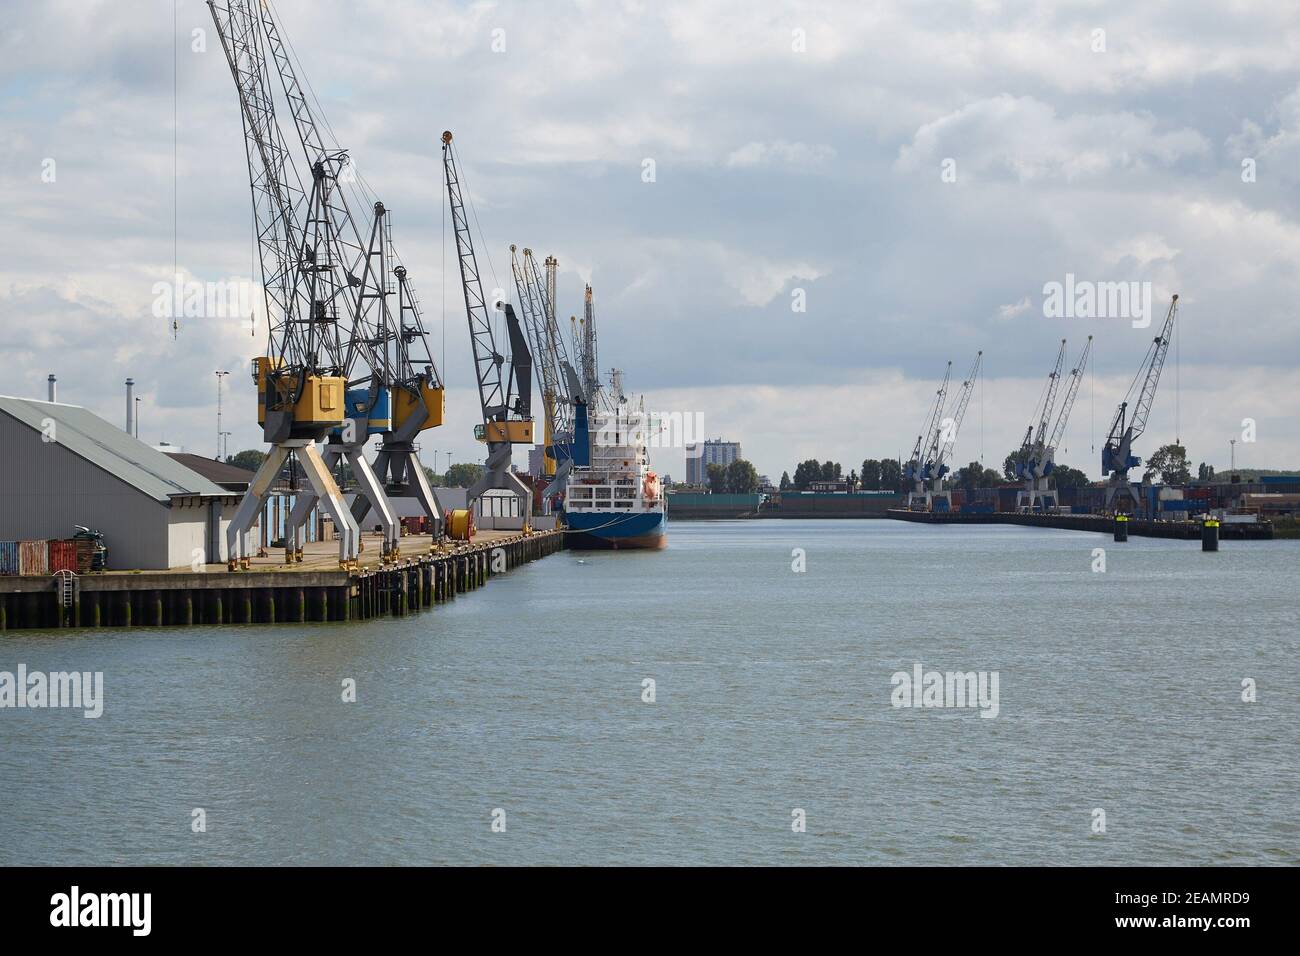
[707,459,760,494]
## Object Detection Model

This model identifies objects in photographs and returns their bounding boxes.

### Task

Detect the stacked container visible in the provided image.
[48,540,79,573]
[18,540,48,575]
[0,541,18,575]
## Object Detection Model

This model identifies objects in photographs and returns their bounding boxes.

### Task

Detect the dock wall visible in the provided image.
[885,509,1274,540]
[0,530,564,631]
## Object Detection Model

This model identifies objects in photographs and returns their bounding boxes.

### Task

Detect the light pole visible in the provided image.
[134,396,141,438]
[220,431,232,461]
[1229,438,1237,479]
[215,371,230,459]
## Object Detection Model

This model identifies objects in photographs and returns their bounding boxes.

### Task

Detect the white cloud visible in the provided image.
[896,95,1210,182]
[726,140,836,168]
[998,296,1032,320]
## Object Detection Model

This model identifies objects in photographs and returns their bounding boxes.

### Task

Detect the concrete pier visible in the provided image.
[0,529,564,631]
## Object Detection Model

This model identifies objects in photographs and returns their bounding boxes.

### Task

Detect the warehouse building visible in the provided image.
[0,395,242,570]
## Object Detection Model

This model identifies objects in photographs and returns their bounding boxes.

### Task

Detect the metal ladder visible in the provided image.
[54,569,76,609]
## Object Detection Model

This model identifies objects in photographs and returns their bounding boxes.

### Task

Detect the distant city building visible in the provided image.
[685,438,741,485]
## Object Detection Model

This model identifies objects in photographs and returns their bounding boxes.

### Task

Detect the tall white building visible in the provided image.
[685,438,741,485]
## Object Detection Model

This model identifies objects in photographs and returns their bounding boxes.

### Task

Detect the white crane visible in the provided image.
[1017,337,1091,512]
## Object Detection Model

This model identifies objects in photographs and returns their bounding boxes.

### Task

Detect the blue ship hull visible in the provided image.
[563,510,667,550]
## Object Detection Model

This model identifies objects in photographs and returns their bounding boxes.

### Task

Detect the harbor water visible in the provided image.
[1,519,1296,865]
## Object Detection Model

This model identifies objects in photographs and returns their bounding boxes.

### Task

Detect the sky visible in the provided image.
[2,0,1299,483]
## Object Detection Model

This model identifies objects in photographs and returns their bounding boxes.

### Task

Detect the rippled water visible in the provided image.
[1,519,1296,865]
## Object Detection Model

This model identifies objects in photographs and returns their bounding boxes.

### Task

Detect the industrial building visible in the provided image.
[685,438,742,485]
[0,395,242,570]
[164,452,255,492]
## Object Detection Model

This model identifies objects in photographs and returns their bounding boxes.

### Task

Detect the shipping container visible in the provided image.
[0,541,18,575]
[18,540,48,576]
[48,540,79,573]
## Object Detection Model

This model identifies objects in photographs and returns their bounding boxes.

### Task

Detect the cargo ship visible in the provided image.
[562,376,665,549]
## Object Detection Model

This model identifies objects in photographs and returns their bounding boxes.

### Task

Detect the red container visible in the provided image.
[48,540,78,573]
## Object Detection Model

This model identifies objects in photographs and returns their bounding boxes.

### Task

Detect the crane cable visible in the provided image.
[1175,307,1181,446]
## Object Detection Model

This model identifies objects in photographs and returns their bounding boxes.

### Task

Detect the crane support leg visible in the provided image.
[398,447,444,541]
[283,444,339,562]
[226,444,289,570]
[1104,479,1141,514]
[342,448,400,558]
[358,443,444,547]
[286,444,398,560]
[225,441,360,571]
[542,458,572,499]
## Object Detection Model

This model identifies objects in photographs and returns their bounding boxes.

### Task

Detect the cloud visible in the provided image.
[726,140,836,168]
[895,95,1210,182]
[998,296,1032,320]
[1,0,1299,477]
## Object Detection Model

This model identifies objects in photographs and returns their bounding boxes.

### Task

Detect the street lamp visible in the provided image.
[215,371,230,459]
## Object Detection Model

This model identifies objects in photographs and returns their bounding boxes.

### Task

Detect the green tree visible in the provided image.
[792,459,820,490]
[860,458,882,491]
[1143,443,1191,485]
[879,458,901,492]
[725,459,760,494]
[955,460,1001,492]
[422,467,443,487]
[706,462,728,494]
[1197,462,1215,481]
[1051,465,1088,489]
[779,471,792,491]
[228,449,267,472]
[820,461,841,481]
[443,462,486,488]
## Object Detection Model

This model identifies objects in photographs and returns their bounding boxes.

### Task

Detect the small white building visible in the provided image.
[0,395,243,570]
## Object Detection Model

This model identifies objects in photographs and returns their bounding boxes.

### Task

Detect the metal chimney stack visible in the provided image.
[47,374,57,402]
[125,378,135,436]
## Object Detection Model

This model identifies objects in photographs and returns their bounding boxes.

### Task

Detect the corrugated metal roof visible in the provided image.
[0,395,228,503]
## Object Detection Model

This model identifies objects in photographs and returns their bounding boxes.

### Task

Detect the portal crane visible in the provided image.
[915,351,981,512]
[1015,340,1067,483]
[904,362,951,507]
[254,0,444,561]
[1019,336,1091,512]
[1102,295,1178,513]
[209,0,361,569]
[442,131,535,525]
[515,247,577,494]
[511,247,556,475]
[212,0,446,568]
